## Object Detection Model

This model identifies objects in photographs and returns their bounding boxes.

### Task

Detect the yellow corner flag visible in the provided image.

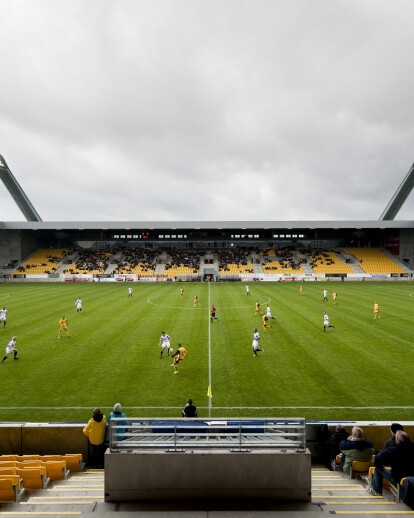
[207,385,212,398]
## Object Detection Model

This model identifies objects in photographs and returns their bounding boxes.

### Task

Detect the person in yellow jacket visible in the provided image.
[83,407,107,468]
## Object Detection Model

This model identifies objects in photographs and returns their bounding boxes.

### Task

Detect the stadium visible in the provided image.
[0,154,413,512]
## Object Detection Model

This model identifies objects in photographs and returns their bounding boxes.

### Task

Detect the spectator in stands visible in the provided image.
[368,431,414,496]
[325,425,349,466]
[107,403,128,441]
[339,426,374,475]
[182,398,198,418]
[83,407,107,468]
[384,423,404,450]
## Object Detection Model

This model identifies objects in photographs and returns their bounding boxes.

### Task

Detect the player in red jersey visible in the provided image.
[210,305,219,323]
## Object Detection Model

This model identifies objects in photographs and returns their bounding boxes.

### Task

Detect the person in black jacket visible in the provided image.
[325,425,349,467]
[182,398,197,418]
[368,431,414,496]
[383,423,404,450]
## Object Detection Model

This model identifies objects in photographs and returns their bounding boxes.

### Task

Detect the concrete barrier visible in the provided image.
[104,448,312,502]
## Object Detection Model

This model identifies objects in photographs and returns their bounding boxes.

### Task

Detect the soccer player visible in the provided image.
[252,328,263,357]
[159,331,171,359]
[255,300,261,316]
[180,287,184,298]
[210,305,219,323]
[323,289,328,301]
[1,336,18,363]
[128,287,133,297]
[332,291,338,304]
[58,316,71,338]
[323,312,335,332]
[374,301,380,319]
[170,343,187,374]
[300,285,304,296]
[262,313,272,332]
[75,297,83,314]
[194,294,200,307]
[266,304,276,321]
[0,306,7,328]
[246,285,250,296]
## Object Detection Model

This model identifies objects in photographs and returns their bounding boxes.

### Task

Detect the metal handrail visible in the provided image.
[109,417,306,452]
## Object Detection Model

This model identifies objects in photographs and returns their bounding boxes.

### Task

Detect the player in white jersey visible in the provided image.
[252,328,264,357]
[266,304,276,321]
[323,312,335,332]
[159,331,171,359]
[128,287,133,297]
[246,285,250,296]
[0,307,7,328]
[75,297,82,314]
[1,336,19,363]
[323,289,328,301]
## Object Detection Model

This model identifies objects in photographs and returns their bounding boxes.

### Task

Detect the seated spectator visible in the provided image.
[368,431,414,496]
[182,398,197,418]
[83,407,107,468]
[107,403,128,441]
[326,425,349,466]
[384,423,404,450]
[339,426,374,475]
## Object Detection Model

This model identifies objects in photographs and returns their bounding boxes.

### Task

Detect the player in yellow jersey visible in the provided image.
[194,294,200,307]
[332,291,338,304]
[262,313,272,332]
[58,316,71,338]
[170,343,187,374]
[255,300,261,316]
[180,287,184,297]
[300,285,303,295]
[374,301,380,319]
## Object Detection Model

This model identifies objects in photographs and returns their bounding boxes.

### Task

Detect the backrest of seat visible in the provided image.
[17,455,40,462]
[0,468,17,475]
[0,462,17,468]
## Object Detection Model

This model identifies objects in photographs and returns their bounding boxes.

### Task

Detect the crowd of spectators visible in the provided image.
[164,251,200,273]
[64,249,112,274]
[216,250,253,272]
[262,247,304,270]
[301,248,340,268]
[113,249,157,274]
[15,250,72,274]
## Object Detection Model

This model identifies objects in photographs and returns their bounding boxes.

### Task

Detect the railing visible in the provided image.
[108,417,306,452]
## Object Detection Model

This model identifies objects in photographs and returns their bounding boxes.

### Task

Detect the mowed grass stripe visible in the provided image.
[0,282,412,422]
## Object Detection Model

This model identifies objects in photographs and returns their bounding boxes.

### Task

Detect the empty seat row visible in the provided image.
[0,454,83,502]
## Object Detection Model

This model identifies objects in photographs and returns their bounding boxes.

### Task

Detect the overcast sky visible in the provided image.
[0,0,413,222]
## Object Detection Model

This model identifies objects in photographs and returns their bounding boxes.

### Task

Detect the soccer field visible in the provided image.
[0,281,413,423]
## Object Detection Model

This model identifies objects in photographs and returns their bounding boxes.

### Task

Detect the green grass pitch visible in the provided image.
[0,281,413,423]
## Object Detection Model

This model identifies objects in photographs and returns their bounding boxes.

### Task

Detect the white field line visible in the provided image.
[1,406,414,410]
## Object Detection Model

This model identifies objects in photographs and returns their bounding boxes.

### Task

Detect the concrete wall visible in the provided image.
[104,449,312,502]
[400,228,414,270]
[1,422,413,461]
[0,423,89,458]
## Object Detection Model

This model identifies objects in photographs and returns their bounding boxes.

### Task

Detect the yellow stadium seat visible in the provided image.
[0,475,25,502]
[16,467,50,490]
[0,455,18,462]
[17,455,40,462]
[42,460,69,480]
[60,454,84,472]
[349,459,374,479]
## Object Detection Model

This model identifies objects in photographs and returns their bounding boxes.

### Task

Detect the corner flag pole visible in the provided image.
[207,385,212,417]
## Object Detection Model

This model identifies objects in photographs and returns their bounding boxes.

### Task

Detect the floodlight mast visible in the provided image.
[379,163,414,220]
[0,154,42,222]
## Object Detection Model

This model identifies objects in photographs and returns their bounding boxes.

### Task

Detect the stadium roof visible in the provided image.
[0,220,413,230]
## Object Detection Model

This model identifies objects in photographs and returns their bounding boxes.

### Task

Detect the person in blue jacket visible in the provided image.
[107,403,128,442]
